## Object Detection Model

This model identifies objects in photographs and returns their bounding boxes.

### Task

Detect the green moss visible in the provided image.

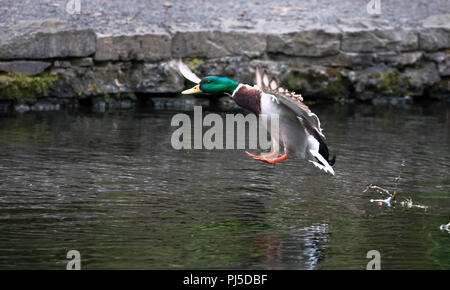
[332,54,350,67]
[367,71,410,93]
[87,82,98,94]
[74,86,87,98]
[285,68,351,101]
[324,68,351,99]
[184,58,204,75]
[0,73,58,104]
[285,71,315,90]
[376,72,396,89]
[325,67,341,78]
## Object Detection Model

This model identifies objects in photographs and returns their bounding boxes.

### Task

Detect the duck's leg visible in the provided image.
[259,153,288,164]
[245,149,278,160]
[245,150,288,164]
[262,150,278,159]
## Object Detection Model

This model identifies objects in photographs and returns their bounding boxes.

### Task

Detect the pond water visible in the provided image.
[0,99,449,269]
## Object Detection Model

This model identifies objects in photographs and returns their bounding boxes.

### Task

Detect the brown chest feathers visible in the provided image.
[232,85,262,115]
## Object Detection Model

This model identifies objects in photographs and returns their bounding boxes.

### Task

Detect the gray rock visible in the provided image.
[425,52,450,76]
[190,56,255,84]
[71,57,94,67]
[131,61,185,93]
[53,60,71,68]
[267,26,340,57]
[339,18,418,52]
[425,51,447,63]
[373,51,423,67]
[50,59,184,97]
[0,61,51,75]
[330,52,374,68]
[438,60,450,77]
[95,32,171,61]
[0,2,449,104]
[402,62,441,89]
[419,14,450,51]
[249,59,289,75]
[0,20,96,59]
[353,65,409,99]
[172,30,266,58]
[352,63,440,99]
[280,65,352,99]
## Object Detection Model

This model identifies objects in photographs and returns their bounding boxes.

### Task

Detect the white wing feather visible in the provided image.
[178,59,201,84]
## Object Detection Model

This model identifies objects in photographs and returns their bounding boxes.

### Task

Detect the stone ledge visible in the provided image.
[49,60,184,98]
[339,18,418,53]
[1,11,450,106]
[95,32,171,62]
[0,61,51,75]
[267,26,341,57]
[0,20,96,60]
[419,14,450,51]
[171,30,267,59]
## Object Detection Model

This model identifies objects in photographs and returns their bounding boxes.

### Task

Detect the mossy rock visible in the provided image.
[283,67,351,100]
[324,68,352,99]
[0,73,58,104]
[284,70,316,90]
[366,71,410,94]
[184,58,205,75]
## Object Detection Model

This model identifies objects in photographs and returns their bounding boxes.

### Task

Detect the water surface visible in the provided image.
[0,101,449,269]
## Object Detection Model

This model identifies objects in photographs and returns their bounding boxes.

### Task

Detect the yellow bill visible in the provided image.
[182,84,202,94]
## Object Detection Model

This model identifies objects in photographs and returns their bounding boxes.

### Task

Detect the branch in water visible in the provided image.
[363,161,428,210]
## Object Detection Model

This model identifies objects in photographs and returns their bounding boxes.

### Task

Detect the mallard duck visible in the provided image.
[178,60,336,175]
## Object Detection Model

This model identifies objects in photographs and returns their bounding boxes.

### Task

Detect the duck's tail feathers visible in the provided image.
[309,154,335,176]
[307,134,336,175]
[328,154,336,166]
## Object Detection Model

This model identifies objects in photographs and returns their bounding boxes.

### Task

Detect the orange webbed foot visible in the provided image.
[245,149,278,160]
[245,150,287,164]
[259,154,288,164]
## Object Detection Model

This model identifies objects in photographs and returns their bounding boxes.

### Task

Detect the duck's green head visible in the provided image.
[182,76,239,95]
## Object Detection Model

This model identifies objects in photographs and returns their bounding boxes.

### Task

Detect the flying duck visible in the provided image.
[178,60,336,175]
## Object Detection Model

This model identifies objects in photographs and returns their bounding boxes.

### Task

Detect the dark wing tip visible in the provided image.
[329,155,336,166]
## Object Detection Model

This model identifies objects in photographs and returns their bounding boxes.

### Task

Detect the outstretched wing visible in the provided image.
[178,59,201,84]
[255,66,324,137]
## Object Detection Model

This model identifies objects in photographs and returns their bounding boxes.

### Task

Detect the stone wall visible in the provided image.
[1,2,450,110]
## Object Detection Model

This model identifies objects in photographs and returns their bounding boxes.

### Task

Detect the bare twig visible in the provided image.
[364,160,428,210]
